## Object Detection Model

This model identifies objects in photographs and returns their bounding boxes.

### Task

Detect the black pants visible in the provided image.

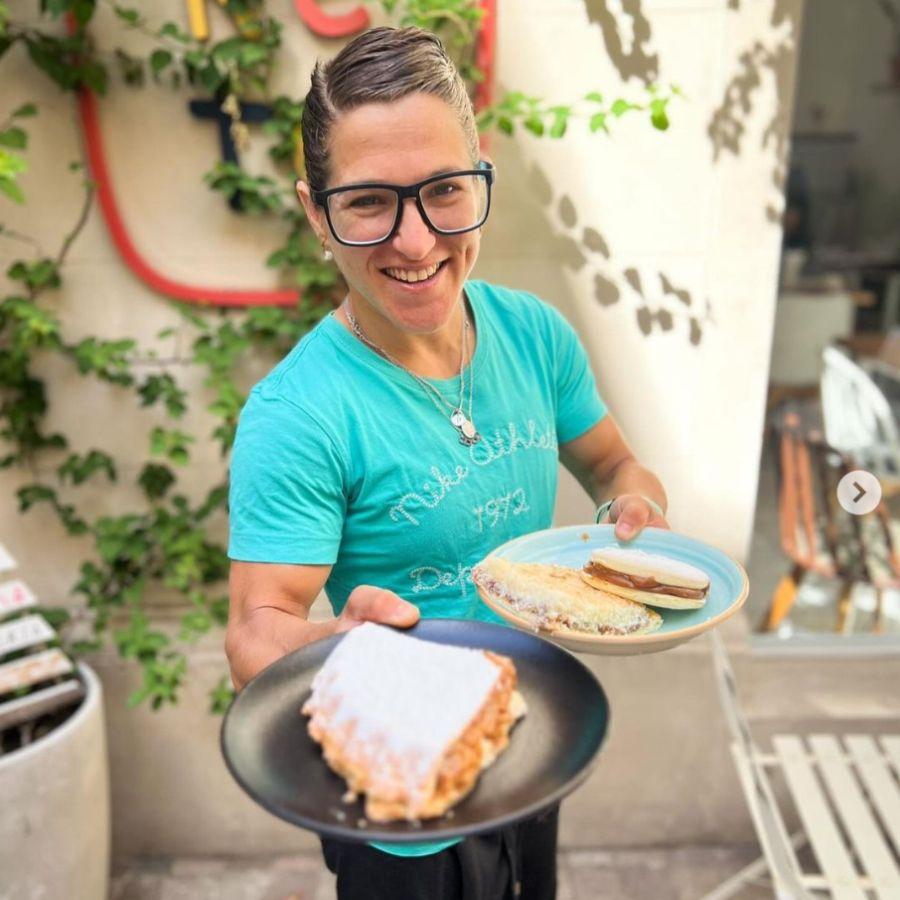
[320,804,559,900]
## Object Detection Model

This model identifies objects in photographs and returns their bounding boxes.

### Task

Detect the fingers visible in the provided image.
[612,495,652,541]
[339,586,420,632]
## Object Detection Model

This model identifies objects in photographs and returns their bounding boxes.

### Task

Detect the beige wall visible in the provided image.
[1,0,803,855]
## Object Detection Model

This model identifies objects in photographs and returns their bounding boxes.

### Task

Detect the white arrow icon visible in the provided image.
[837,471,881,515]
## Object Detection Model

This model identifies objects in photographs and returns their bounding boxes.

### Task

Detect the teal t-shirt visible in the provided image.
[228,279,607,855]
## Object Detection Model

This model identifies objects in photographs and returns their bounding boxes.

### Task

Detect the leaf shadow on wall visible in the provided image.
[711,0,804,222]
[481,132,711,348]
[513,0,712,345]
[583,0,659,85]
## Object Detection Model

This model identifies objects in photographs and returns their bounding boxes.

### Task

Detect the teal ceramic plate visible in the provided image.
[476,524,748,655]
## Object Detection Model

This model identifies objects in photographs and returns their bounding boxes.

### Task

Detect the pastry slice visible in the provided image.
[473,557,662,636]
[302,622,526,823]
[582,547,710,610]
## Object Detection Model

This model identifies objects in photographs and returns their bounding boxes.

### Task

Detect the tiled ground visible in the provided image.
[111,845,774,900]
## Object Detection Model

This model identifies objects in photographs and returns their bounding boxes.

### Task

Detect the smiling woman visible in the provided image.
[225,24,669,900]
[298,90,487,345]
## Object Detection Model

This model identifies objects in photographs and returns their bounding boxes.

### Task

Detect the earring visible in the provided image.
[322,242,333,261]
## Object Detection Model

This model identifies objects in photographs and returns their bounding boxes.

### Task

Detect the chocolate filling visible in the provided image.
[584,563,708,600]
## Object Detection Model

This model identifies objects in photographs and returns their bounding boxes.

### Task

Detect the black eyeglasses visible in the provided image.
[311,161,495,247]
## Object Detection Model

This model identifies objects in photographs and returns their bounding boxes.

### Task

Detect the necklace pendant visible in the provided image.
[457,417,481,446]
[450,409,467,428]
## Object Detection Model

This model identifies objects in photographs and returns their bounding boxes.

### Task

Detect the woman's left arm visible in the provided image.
[559,415,669,541]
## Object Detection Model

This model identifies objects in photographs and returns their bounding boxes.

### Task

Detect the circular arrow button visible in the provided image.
[837,470,882,515]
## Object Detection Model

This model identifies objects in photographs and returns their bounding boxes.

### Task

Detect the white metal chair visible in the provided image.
[702,632,900,900]
[820,346,900,483]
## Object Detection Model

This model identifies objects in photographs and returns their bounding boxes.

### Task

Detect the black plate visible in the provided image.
[220,618,609,843]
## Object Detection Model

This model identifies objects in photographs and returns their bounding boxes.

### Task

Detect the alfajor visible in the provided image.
[473,557,662,636]
[582,547,710,610]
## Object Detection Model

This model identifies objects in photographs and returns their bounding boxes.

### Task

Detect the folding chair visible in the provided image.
[821,346,900,486]
[701,632,900,900]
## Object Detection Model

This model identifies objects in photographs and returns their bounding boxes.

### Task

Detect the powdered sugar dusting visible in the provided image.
[304,623,502,806]
[590,547,708,586]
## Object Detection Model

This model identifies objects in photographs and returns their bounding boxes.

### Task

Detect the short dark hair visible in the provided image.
[301,26,479,192]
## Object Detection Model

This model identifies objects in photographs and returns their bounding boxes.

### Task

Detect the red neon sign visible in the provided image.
[293,0,370,39]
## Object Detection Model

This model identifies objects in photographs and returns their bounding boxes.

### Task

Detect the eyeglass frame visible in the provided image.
[309,161,496,248]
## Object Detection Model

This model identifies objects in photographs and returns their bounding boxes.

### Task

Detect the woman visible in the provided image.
[226,25,668,900]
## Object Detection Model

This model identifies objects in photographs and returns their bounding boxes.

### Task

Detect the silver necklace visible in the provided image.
[344,300,481,446]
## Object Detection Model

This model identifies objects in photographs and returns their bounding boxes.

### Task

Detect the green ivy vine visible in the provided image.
[0,0,675,713]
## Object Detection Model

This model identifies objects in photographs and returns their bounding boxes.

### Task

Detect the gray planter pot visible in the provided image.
[0,663,110,900]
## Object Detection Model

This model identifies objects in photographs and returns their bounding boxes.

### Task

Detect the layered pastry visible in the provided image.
[473,557,662,636]
[302,622,526,823]
[582,547,710,610]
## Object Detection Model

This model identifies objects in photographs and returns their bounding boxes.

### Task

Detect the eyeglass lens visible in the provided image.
[326,173,489,245]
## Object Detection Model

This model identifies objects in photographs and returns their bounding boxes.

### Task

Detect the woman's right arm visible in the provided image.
[226,561,420,690]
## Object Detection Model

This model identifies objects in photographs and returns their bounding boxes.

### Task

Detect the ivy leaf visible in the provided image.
[113,4,141,26]
[12,103,38,119]
[69,337,135,384]
[71,0,97,27]
[196,484,228,519]
[57,449,117,486]
[69,637,104,656]
[208,596,229,627]
[114,49,144,87]
[149,426,195,465]
[43,0,74,17]
[650,97,670,131]
[238,44,269,67]
[0,177,25,204]
[37,606,71,629]
[209,676,235,715]
[475,110,495,130]
[524,116,544,137]
[17,483,57,512]
[548,106,570,139]
[611,98,640,118]
[138,373,187,418]
[80,58,108,94]
[150,49,172,78]
[138,463,176,500]
[0,149,26,178]
[589,112,608,134]
[179,608,212,642]
[159,21,192,43]
[0,127,27,149]
[115,610,170,661]
[94,515,152,565]
[6,257,60,290]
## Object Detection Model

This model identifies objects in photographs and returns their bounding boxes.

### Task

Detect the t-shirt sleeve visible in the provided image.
[545,304,608,443]
[228,390,346,564]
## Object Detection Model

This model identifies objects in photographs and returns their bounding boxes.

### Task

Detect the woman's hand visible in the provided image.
[607,494,670,541]
[336,585,421,633]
